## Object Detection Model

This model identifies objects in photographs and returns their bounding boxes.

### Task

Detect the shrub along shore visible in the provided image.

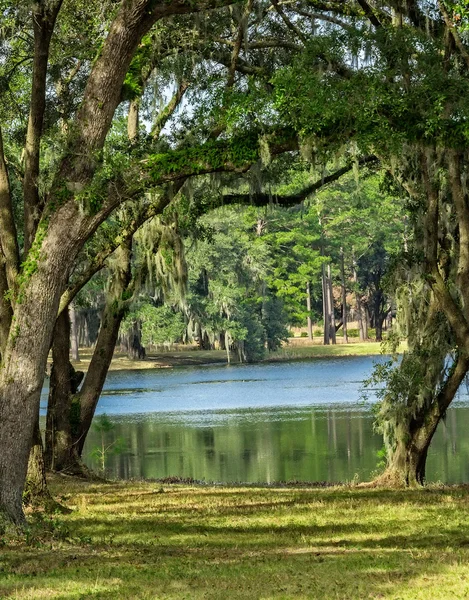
[2,477,469,599]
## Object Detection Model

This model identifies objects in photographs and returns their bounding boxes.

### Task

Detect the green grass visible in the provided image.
[2,479,469,599]
[70,342,406,373]
[269,341,406,360]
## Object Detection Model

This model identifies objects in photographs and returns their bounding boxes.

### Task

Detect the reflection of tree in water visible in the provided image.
[82,406,469,484]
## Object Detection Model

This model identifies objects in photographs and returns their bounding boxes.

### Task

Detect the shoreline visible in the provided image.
[70,340,405,372]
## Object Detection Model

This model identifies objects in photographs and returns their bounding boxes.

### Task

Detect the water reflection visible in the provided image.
[40,357,469,484]
[82,402,469,485]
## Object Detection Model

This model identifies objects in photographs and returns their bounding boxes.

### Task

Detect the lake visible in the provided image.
[40,356,469,484]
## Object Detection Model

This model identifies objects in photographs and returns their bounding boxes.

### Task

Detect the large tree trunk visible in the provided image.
[0,0,238,530]
[24,418,58,509]
[0,268,70,525]
[124,321,146,360]
[0,192,94,525]
[74,242,132,457]
[45,310,84,474]
[374,309,388,343]
[379,422,435,487]
[377,353,469,487]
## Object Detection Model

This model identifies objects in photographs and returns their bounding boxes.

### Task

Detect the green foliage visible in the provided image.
[364,278,455,462]
[263,206,324,326]
[147,131,262,181]
[443,1,469,31]
[121,34,154,101]
[273,23,469,153]
[124,304,186,347]
[185,206,289,361]
[89,414,126,473]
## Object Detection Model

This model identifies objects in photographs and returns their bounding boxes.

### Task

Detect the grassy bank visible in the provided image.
[268,340,406,361]
[2,479,469,599]
[71,341,404,372]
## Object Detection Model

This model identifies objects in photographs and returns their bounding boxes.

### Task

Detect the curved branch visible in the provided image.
[58,193,172,314]
[292,9,352,30]
[227,0,254,88]
[220,154,379,206]
[271,0,307,44]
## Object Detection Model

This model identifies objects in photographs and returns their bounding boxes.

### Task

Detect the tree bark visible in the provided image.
[69,302,80,361]
[0,258,12,358]
[0,198,89,525]
[45,310,84,473]
[352,258,365,342]
[378,354,469,486]
[24,418,51,506]
[0,126,19,292]
[127,99,140,142]
[74,242,132,457]
[23,0,63,256]
[0,0,256,528]
[123,321,146,360]
[322,264,330,345]
[327,264,336,344]
[340,247,348,343]
[306,281,313,341]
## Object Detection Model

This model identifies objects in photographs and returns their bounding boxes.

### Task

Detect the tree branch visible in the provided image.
[291,9,352,30]
[271,0,307,44]
[355,0,382,29]
[439,0,469,71]
[226,0,254,88]
[52,0,241,194]
[421,150,469,353]
[23,0,64,257]
[220,155,379,206]
[0,125,19,292]
[152,80,190,140]
[58,194,172,314]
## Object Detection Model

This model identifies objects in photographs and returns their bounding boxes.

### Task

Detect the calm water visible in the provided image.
[40,357,469,483]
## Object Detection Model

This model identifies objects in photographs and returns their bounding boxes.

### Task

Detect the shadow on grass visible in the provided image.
[3,486,469,599]
[1,535,466,600]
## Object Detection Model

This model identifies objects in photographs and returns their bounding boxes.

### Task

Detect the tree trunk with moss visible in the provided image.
[45,310,84,474]
[75,242,132,456]
[378,352,469,486]
[45,242,132,467]
[24,419,49,505]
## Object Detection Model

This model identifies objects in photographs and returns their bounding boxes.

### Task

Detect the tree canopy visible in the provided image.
[2,0,469,526]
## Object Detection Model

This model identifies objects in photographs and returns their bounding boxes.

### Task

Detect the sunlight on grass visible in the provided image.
[270,341,407,360]
[0,479,467,599]
[69,342,407,373]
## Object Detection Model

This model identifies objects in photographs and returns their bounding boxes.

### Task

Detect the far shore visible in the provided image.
[69,339,406,372]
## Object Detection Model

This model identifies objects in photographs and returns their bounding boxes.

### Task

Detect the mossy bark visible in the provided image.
[377,353,469,487]
[74,242,132,457]
[45,310,84,474]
